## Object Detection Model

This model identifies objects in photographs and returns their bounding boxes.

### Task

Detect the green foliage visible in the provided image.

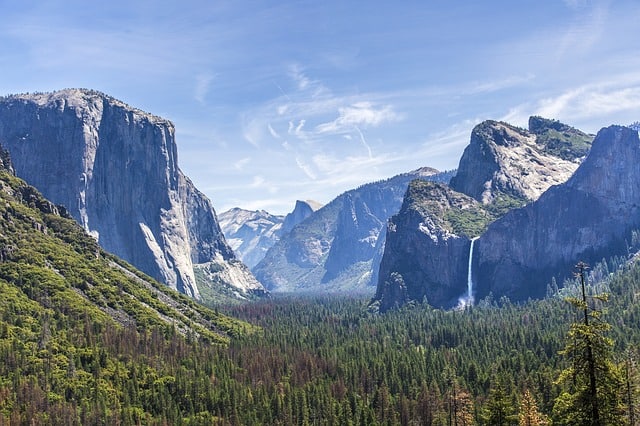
[445,205,492,238]
[535,128,593,161]
[553,264,625,425]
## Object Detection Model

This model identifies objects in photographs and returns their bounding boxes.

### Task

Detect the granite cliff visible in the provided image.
[0,89,264,299]
[253,168,454,293]
[474,125,640,301]
[373,118,594,310]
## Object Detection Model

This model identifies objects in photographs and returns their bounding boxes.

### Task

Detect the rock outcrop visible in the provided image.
[450,118,592,203]
[281,200,323,234]
[373,118,594,310]
[371,180,481,312]
[253,168,454,293]
[0,89,264,299]
[474,125,640,301]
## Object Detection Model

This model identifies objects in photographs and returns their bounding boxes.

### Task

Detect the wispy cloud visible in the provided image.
[233,157,251,171]
[194,73,215,104]
[315,102,401,134]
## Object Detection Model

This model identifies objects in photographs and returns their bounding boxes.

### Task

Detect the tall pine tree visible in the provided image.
[553,262,623,425]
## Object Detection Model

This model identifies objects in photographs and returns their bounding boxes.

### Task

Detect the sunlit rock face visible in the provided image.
[475,125,640,301]
[0,89,264,298]
[450,118,591,204]
[373,118,596,311]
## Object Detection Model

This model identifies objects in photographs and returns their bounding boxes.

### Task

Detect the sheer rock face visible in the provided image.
[253,168,453,293]
[373,118,595,311]
[475,125,640,301]
[0,89,262,298]
[450,119,590,204]
[372,181,478,312]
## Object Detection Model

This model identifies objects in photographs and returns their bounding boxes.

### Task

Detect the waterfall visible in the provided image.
[467,237,479,305]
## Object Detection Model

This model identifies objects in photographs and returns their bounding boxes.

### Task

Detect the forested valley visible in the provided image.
[3,251,639,424]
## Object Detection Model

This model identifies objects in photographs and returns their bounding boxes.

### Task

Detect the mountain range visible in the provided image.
[218,199,322,269]
[252,167,454,293]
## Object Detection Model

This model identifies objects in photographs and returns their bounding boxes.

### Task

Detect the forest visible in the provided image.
[1,255,639,424]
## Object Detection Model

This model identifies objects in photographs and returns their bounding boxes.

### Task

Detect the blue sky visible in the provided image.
[1,0,639,214]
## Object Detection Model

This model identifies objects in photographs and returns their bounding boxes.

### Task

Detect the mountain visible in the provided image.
[219,200,321,269]
[281,199,323,234]
[449,117,592,204]
[0,148,259,421]
[219,208,284,269]
[0,89,264,300]
[0,146,251,341]
[474,125,640,302]
[253,167,454,293]
[372,118,595,311]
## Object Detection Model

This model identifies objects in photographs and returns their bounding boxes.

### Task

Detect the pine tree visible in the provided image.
[519,389,547,426]
[482,381,516,425]
[552,262,624,425]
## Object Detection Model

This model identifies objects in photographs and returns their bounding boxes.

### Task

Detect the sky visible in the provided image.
[1,0,639,215]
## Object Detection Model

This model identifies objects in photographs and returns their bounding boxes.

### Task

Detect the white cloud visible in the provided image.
[315,102,401,134]
[194,73,215,104]
[534,78,640,124]
[233,157,251,170]
[249,175,265,188]
[295,157,317,180]
[267,123,280,138]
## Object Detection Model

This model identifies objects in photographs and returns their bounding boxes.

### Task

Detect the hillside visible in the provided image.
[0,150,257,422]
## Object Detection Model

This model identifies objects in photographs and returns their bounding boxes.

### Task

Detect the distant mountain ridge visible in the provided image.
[0,88,264,300]
[219,200,321,269]
[253,167,454,293]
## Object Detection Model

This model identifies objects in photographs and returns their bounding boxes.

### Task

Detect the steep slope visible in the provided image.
[0,150,259,422]
[253,168,454,293]
[281,199,323,234]
[0,148,252,341]
[474,125,640,301]
[373,118,594,310]
[0,89,264,299]
[371,180,483,312]
[219,200,321,269]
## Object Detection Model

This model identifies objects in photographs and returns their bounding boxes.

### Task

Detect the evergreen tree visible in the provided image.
[519,389,547,426]
[553,262,623,425]
[482,381,516,425]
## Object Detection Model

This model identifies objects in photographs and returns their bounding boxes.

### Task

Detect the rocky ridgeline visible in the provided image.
[219,200,322,269]
[253,167,454,293]
[475,125,640,302]
[373,117,597,311]
[0,89,264,299]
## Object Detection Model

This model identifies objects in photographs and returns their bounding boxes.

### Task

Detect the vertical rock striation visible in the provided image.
[0,89,263,298]
[373,118,594,311]
[475,125,640,301]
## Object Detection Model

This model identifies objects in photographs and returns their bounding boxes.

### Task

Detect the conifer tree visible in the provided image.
[519,389,547,426]
[552,262,623,425]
